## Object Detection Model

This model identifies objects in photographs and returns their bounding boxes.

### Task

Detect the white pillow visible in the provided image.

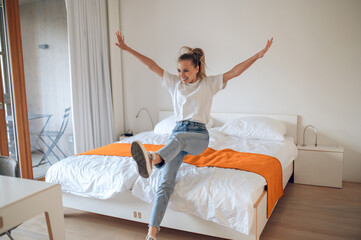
[154,115,176,134]
[207,117,214,129]
[154,115,214,134]
[219,116,286,141]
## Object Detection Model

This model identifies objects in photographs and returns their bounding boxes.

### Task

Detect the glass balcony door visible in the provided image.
[1,0,73,179]
[0,58,10,157]
[0,0,20,175]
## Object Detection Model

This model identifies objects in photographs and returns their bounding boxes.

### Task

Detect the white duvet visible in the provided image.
[46,128,297,234]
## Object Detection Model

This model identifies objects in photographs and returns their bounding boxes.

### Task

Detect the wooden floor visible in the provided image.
[2,182,361,240]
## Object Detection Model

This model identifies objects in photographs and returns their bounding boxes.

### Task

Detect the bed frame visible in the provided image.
[62,111,298,240]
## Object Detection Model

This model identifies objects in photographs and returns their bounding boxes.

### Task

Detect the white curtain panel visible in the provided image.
[66,0,114,153]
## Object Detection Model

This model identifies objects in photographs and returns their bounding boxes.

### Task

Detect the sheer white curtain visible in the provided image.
[66,0,114,153]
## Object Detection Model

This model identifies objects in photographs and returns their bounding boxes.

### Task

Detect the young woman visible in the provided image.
[115,30,273,240]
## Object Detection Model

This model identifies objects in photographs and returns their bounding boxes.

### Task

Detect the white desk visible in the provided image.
[0,176,65,239]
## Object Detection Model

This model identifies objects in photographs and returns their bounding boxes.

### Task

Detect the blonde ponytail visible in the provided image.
[178,46,207,79]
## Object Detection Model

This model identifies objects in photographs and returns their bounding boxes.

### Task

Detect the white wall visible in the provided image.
[117,0,361,182]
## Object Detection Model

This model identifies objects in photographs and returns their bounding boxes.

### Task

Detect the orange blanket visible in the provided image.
[79,143,283,218]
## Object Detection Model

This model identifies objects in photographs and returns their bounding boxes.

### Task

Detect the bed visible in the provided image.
[46,111,298,240]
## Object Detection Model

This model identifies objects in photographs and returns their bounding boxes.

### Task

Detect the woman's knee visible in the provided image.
[172,134,186,149]
[174,133,208,152]
[187,137,209,155]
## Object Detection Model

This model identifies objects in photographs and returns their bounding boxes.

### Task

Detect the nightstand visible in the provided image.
[119,135,130,141]
[119,133,137,141]
[119,135,127,141]
[119,130,136,141]
[294,145,344,188]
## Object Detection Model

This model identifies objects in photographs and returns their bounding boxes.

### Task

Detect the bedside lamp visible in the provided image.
[302,125,317,147]
[136,107,154,129]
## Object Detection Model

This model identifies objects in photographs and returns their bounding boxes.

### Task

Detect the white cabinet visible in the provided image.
[294,145,344,188]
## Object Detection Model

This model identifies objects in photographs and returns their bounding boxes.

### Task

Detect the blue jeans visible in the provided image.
[149,121,209,231]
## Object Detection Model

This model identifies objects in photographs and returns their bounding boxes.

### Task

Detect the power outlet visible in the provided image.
[133,211,142,219]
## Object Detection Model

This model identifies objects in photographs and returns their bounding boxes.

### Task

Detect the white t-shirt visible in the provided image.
[161,71,226,124]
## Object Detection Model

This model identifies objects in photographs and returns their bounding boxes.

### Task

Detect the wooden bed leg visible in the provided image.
[255,207,258,240]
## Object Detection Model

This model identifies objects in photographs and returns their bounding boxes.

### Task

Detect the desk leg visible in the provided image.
[44,186,65,240]
[45,209,64,240]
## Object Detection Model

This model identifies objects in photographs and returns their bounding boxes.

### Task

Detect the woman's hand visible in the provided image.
[115,30,128,50]
[257,37,273,58]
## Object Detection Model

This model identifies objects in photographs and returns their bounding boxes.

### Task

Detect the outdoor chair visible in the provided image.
[34,107,71,167]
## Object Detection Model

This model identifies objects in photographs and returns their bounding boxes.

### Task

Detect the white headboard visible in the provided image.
[159,111,298,144]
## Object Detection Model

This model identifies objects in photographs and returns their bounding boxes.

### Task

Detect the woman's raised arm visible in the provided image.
[115,31,164,78]
[223,37,273,84]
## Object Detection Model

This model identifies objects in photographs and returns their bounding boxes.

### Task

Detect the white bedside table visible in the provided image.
[294,145,344,188]
[119,134,136,141]
[119,135,127,141]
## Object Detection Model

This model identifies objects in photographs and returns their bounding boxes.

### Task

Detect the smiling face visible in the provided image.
[177,60,199,84]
